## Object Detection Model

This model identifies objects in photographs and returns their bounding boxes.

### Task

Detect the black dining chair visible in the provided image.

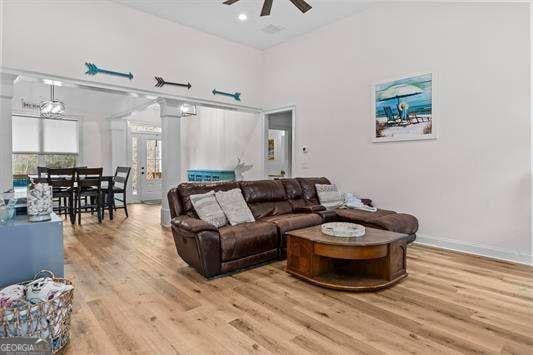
[75,168,103,225]
[47,168,76,225]
[112,166,131,217]
[37,166,49,179]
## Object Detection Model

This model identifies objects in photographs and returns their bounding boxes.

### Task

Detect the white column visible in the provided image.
[160,99,181,226]
[0,73,17,193]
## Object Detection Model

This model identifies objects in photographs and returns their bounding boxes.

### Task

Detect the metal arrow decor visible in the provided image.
[85,62,133,80]
[154,76,192,90]
[212,89,241,101]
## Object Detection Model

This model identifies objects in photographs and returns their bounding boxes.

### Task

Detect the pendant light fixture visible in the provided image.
[179,102,198,117]
[40,85,65,119]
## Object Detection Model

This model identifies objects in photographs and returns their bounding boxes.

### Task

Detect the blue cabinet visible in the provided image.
[0,213,64,287]
[187,170,235,182]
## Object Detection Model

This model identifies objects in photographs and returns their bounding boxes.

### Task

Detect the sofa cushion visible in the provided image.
[215,189,255,226]
[240,180,292,219]
[178,182,240,217]
[219,221,278,262]
[240,180,287,202]
[335,208,396,224]
[262,213,323,235]
[373,213,419,235]
[279,178,303,200]
[336,208,418,235]
[190,191,227,228]
[316,184,344,210]
[296,177,331,205]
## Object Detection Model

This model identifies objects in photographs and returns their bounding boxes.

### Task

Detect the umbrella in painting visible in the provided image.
[377,84,423,105]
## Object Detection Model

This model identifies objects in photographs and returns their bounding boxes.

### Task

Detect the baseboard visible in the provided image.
[414,234,532,266]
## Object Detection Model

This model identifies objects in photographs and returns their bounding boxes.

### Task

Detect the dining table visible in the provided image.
[27,174,116,222]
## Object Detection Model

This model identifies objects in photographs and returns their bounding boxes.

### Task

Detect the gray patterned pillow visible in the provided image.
[316,184,344,210]
[190,191,228,228]
[215,188,255,226]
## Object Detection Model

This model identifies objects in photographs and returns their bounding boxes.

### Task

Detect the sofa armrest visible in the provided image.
[171,216,218,233]
[294,205,326,213]
[170,218,221,278]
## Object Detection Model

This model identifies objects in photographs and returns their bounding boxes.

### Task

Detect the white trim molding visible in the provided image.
[415,233,532,266]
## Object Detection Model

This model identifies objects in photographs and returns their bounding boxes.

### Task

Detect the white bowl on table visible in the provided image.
[321,222,366,238]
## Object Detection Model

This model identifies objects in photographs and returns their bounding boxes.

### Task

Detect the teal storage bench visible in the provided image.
[187,170,235,182]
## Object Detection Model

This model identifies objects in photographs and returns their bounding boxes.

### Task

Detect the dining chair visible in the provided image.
[75,168,103,225]
[37,166,49,179]
[112,167,131,217]
[47,168,76,225]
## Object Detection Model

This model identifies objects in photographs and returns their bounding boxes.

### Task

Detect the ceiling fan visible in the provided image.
[223,0,312,17]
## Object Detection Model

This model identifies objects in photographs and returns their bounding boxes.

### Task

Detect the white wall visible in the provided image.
[262,3,532,264]
[181,106,263,181]
[1,0,263,108]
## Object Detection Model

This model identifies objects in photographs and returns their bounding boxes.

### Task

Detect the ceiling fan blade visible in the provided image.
[289,0,312,14]
[261,0,273,16]
[223,0,240,5]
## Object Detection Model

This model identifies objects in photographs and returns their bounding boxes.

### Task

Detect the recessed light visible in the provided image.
[238,13,247,21]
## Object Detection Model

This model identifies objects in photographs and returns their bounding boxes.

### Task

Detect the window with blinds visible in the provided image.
[12,115,79,175]
[12,116,79,154]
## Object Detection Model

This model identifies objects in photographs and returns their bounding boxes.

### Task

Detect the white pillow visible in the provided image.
[190,191,228,228]
[316,184,344,210]
[215,188,255,226]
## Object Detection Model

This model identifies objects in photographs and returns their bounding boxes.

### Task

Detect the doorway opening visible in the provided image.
[264,108,294,179]
[126,103,163,204]
[129,119,162,203]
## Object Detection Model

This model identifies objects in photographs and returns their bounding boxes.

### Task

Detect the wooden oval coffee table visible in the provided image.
[286,225,409,291]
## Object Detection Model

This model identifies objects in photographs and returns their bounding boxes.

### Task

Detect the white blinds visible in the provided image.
[43,119,78,153]
[12,116,78,154]
[12,116,40,152]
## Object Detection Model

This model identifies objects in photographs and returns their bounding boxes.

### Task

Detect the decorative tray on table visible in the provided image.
[321,222,366,238]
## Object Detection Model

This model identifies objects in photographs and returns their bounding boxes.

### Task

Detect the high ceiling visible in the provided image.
[115,0,376,49]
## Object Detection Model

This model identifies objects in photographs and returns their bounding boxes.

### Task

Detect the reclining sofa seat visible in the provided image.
[168,177,418,278]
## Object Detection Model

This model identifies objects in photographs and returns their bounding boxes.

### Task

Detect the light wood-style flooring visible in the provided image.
[63,204,533,354]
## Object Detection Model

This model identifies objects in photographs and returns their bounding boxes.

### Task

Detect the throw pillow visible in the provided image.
[190,191,228,228]
[316,184,344,210]
[215,188,255,226]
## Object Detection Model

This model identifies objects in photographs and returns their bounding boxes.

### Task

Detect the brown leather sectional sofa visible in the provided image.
[168,177,418,278]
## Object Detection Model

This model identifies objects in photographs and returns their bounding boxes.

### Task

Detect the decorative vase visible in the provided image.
[0,196,16,225]
[27,183,53,222]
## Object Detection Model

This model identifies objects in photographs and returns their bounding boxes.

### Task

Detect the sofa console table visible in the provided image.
[0,213,64,287]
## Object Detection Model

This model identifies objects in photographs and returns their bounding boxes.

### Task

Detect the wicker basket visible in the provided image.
[0,270,74,353]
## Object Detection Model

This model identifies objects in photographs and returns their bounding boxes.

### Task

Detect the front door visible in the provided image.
[136,134,162,202]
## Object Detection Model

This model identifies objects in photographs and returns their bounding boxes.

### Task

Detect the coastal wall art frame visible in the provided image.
[372,72,437,142]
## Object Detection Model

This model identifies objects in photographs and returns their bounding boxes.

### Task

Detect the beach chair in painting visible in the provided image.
[409,113,421,124]
[384,106,401,126]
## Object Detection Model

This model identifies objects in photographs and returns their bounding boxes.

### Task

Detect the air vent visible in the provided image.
[261,24,284,34]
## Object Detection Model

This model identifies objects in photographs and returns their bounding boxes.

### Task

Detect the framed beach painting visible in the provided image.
[372,72,436,142]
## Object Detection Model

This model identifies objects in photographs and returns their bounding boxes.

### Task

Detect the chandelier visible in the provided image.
[40,85,65,119]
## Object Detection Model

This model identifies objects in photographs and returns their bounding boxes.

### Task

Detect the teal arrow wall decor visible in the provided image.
[212,89,241,101]
[85,62,133,80]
